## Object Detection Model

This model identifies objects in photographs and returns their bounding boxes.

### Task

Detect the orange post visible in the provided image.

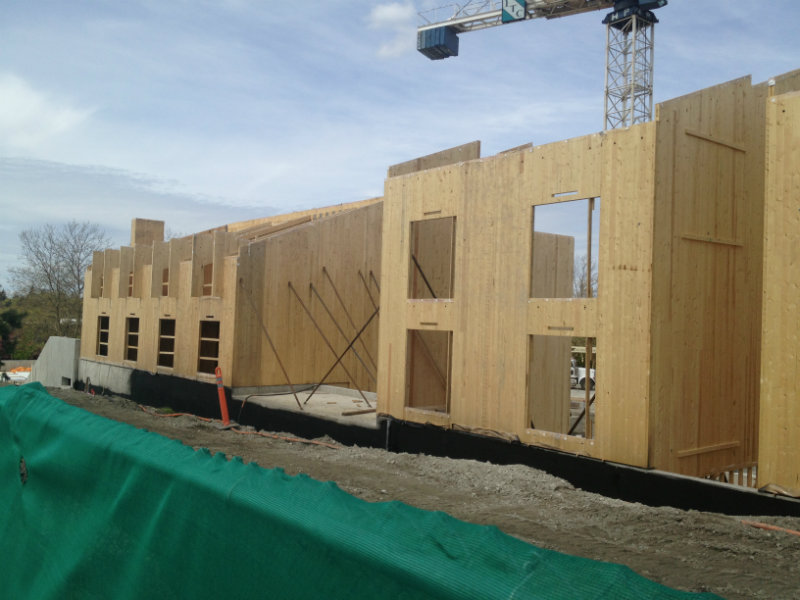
[215,366,230,426]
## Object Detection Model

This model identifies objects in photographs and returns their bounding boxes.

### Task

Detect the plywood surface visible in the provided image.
[758,90,800,490]
[379,132,652,463]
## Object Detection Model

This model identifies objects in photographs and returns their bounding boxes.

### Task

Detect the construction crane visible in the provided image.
[417,0,667,130]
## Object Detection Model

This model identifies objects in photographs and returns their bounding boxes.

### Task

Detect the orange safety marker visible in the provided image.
[215,366,230,426]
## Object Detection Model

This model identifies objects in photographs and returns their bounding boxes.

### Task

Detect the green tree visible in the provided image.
[0,286,25,365]
[10,221,111,352]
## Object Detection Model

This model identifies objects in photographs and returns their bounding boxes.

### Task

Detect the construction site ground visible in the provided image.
[45,386,800,600]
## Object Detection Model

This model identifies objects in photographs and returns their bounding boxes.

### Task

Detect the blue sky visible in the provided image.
[1,1,798,290]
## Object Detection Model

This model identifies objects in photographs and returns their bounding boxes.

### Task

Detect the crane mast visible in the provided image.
[417,0,667,130]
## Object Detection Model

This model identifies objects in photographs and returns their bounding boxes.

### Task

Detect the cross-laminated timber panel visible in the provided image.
[379,70,800,478]
[232,203,382,393]
[80,229,238,386]
[648,71,800,481]
[378,130,657,466]
[759,90,800,492]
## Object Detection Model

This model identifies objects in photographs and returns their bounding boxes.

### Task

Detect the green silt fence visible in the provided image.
[0,383,722,599]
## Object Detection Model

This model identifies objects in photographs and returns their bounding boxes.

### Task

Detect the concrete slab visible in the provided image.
[233,385,379,430]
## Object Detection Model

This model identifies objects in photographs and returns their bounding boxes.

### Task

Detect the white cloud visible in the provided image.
[368,2,417,58]
[0,73,93,151]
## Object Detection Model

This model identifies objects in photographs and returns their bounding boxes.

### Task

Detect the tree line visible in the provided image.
[0,221,110,361]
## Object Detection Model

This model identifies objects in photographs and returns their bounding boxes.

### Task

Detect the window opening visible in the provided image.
[158,318,176,368]
[96,316,109,357]
[127,271,134,297]
[202,264,213,296]
[125,317,139,362]
[198,320,220,374]
[406,329,452,413]
[408,217,456,299]
[527,336,597,438]
[161,268,169,297]
[531,198,600,298]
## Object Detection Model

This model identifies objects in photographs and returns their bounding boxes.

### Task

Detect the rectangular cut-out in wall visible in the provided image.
[198,320,220,374]
[96,316,109,357]
[571,339,597,439]
[532,198,600,298]
[158,318,176,368]
[161,268,169,297]
[406,329,452,413]
[202,264,213,297]
[125,318,139,362]
[528,336,597,439]
[127,272,134,297]
[408,217,456,300]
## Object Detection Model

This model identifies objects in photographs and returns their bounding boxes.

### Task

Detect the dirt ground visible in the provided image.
[46,387,800,600]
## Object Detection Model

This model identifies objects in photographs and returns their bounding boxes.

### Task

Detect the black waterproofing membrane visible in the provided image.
[0,383,723,599]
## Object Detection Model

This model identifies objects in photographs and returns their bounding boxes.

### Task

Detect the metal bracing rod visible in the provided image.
[369,270,381,293]
[237,278,303,410]
[304,306,380,407]
[410,330,449,390]
[287,282,372,407]
[322,266,362,337]
[358,270,378,311]
[411,254,438,299]
[309,282,378,379]
[568,392,596,436]
[321,266,379,370]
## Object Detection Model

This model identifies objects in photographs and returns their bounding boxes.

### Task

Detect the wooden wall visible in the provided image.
[232,203,382,392]
[649,71,800,481]
[759,89,800,491]
[81,229,238,386]
[648,76,761,478]
[387,141,480,178]
[79,70,800,487]
[81,201,381,394]
[378,69,800,478]
[378,128,657,465]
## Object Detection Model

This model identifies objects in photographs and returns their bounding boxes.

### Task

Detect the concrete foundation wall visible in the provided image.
[30,337,80,388]
[79,358,133,396]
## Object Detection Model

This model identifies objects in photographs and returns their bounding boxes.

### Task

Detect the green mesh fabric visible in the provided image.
[0,383,722,599]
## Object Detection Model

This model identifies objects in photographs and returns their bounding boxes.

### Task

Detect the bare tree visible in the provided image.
[164,227,187,241]
[10,221,111,338]
[573,255,599,298]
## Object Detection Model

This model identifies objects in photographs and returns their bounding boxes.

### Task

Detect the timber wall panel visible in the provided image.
[118,247,134,298]
[387,141,480,178]
[150,241,170,298]
[233,204,382,392]
[80,201,381,392]
[379,132,657,462]
[130,218,164,246]
[646,74,800,478]
[192,234,214,297]
[102,249,119,299]
[233,241,267,385]
[759,90,800,490]
[169,238,193,299]
[598,125,657,466]
[90,251,104,298]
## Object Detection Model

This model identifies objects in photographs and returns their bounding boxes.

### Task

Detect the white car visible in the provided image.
[572,366,595,390]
